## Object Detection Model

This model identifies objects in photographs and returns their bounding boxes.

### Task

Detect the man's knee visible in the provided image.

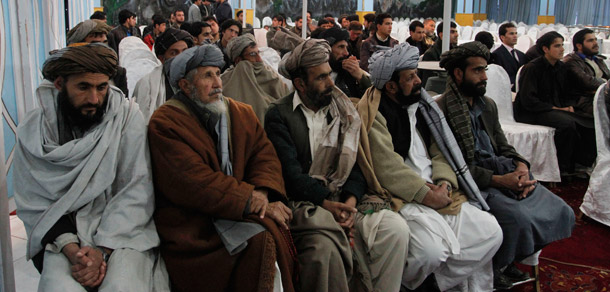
[380,211,410,248]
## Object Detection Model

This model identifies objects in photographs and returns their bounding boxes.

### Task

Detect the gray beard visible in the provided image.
[190,87,227,115]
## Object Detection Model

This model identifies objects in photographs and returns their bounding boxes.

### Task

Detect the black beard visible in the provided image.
[305,85,333,109]
[582,46,598,56]
[459,79,487,97]
[396,84,423,105]
[58,88,107,132]
[330,55,348,72]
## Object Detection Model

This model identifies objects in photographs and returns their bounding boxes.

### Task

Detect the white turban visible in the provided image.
[168,44,225,88]
[369,43,420,89]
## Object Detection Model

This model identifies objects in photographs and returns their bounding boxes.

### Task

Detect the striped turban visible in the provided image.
[369,42,420,89]
[42,43,118,81]
[66,20,112,45]
[278,38,331,79]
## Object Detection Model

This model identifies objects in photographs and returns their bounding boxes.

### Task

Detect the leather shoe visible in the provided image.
[494,269,513,290]
[503,263,531,282]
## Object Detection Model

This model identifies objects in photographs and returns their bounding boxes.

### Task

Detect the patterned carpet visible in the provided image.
[511,178,610,292]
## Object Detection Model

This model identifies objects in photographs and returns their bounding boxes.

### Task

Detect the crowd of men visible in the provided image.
[19,6,610,292]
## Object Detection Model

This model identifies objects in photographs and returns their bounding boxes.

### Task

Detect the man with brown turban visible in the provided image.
[265,39,410,292]
[13,43,168,292]
[148,44,296,292]
[437,41,575,290]
[220,33,289,123]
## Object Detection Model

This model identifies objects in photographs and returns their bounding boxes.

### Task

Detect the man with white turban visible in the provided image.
[148,44,297,292]
[132,28,194,120]
[358,42,503,291]
[220,33,289,123]
[13,43,168,292]
[265,39,410,292]
[66,19,129,96]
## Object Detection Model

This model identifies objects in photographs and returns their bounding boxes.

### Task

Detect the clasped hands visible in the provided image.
[62,244,110,288]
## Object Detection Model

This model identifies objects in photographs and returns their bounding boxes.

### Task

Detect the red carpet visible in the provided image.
[511,178,610,292]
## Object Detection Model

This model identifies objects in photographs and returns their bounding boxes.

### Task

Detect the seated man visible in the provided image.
[216,19,242,73]
[221,33,289,123]
[347,21,363,59]
[514,31,596,174]
[437,41,575,289]
[132,28,193,120]
[66,19,129,96]
[289,16,310,38]
[563,28,610,115]
[148,44,296,292]
[142,14,167,50]
[265,39,409,292]
[406,20,430,55]
[14,43,166,291]
[313,27,372,98]
[360,13,398,72]
[491,22,527,91]
[185,22,213,46]
[362,42,502,291]
[421,21,458,87]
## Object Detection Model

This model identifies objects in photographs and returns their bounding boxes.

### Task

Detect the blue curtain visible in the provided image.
[486,0,539,24]
[555,0,610,26]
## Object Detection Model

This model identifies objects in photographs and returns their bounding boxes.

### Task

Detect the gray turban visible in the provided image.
[278,38,331,79]
[67,20,111,45]
[226,33,256,62]
[168,44,225,88]
[368,42,420,89]
[439,41,490,71]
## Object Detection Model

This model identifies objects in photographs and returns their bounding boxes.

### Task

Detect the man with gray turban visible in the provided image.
[265,38,409,292]
[13,43,168,292]
[358,42,504,291]
[437,41,575,290]
[148,44,296,292]
[66,19,129,96]
[220,34,289,123]
[313,27,372,98]
[132,28,194,120]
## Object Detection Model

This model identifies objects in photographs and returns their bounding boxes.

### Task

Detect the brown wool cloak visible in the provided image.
[148,97,296,292]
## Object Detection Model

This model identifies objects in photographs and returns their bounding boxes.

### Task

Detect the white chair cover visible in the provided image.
[489,23,498,34]
[461,26,473,41]
[118,37,162,98]
[517,26,526,37]
[540,27,556,36]
[515,35,534,53]
[581,84,610,227]
[262,16,272,27]
[253,17,261,28]
[259,47,293,91]
[486,64,561,182]
[398,26,410,43]
[527,27,539,40]
[254,28,268,48]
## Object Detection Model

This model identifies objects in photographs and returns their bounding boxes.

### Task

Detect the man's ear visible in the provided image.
[453,67,464,85]
[384,80,398,95]
[178,79,191,95]
[53,77,64,91]
[293,77,306,92]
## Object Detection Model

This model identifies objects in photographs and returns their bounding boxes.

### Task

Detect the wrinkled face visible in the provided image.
[321,22,334,29]
[579,33,599,55]
[424,21,435,34]
[341,18,350,28]
[501,27,518,47]
[184,66,223,104]
[84,33,107,44]
[175,11,185,23]
[543,37,565,62]
[411,26,425,42]
[239,44,262,63]
[55,73,109,121]
[299,63,334,110]
[222,25,239,44]
[349,28,362,41]
[457,56,488,97]
[377,18,392,37]
[160,40,188,63]
[198,27,213,44]
[330,40,349,62]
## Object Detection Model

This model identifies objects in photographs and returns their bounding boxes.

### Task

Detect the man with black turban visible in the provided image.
[313,27,372,98]
[148,44,296,292]
[265,39,410,292]
[13,43,168,292]
[359,42,503,291]
[437,41,575,290]
[132,28,194,120]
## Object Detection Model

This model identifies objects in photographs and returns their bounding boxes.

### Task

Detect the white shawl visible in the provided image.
[132,65,167,121]
[14,81,159,259]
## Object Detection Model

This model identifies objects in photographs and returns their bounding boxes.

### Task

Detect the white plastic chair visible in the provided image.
[262,16,272,27]
[489,23,498,34]
[581,84,610,227]
[461,26,473,41]
[517,26,526,37]
[527,27,539,40]
[515,35,534,53]
[486,64,561,182]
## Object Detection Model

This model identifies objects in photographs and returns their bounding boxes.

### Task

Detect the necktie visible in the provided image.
[511,49,519,63]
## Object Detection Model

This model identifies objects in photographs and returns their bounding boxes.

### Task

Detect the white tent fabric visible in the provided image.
[580,84,610,227]
[118,37,162,98]
[485,64,561,182]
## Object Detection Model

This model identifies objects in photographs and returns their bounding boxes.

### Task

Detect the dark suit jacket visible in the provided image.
[264,92,367,205]
[436,94,529,189]
[491,45,526,89]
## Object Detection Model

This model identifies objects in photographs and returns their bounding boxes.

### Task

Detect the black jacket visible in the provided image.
[563,52,610,114]
[108,25,141,54]
[491,45,527,89]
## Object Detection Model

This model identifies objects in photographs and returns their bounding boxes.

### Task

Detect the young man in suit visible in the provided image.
[491,22,526,91]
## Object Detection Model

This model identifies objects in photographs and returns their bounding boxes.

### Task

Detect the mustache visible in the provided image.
[477,81,487,87]
[322,87,333,96]
[209,88,222,95]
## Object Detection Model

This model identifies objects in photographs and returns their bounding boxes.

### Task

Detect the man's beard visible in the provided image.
[330,55,348,72]
[459,78,487,97]
[190,87,227,115]
[58,88,107,132]
[396,84,423,106]
[305,83,333,109]
[583,45,599,56]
